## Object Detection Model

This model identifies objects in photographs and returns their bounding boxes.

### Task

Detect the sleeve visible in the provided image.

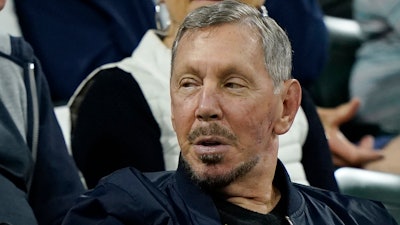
[300,88,339,192]
[0,86,38,225]
[28,55,86,225]
[62,170,168,225]
[71,68,165,189]
[61,186,127,225]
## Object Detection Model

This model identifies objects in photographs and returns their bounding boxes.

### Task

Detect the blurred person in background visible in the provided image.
[348,0,400,174]
[0,1,85,224]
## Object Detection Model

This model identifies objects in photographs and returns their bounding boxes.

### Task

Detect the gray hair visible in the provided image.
[171,0,292,91]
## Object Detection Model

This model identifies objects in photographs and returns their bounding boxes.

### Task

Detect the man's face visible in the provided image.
[164,0,265,29]
[171,23,284,187]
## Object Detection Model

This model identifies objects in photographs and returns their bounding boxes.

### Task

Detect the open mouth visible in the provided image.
[195,136,226,146]
[192,136,231,155]
[199,140,222,146]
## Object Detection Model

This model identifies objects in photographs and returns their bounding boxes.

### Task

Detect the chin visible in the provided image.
[195,167,235,189]
[182,155,259,189]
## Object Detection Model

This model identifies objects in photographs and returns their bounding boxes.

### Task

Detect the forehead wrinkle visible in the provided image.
[175,23,264,79]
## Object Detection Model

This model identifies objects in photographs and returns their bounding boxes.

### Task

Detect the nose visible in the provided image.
[195,86,222,121]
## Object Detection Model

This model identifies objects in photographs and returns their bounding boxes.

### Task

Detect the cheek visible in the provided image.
[171,98,194,135]
[248,114,274,145]
[234,103,275,144]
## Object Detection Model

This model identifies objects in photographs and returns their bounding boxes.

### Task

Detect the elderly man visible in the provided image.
[62,1,396,224]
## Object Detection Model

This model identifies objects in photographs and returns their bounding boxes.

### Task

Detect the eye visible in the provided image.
[223,77,247,90]
[225,82,244,89]
[179,77,200,88]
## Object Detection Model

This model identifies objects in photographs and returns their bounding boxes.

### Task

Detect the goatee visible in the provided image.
[180,155,259,190]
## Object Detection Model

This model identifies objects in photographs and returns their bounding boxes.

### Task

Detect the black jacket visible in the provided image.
[62,159,396,225]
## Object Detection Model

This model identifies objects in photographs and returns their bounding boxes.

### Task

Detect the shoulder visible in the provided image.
[63,168,177,224]
[100,167,175,190]
[0,35,34,62]
[8,36,35,63]
[88,168,177,206]
[294,184,397,224]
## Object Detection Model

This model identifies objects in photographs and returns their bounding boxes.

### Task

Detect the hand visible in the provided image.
[363,135,400,174]
[317,99,383,167]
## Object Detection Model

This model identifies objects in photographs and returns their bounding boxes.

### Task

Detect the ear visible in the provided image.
[273,79,302,135]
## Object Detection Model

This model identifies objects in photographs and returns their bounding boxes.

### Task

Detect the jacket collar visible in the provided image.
[174,157,305,221]
[174,157,222,225]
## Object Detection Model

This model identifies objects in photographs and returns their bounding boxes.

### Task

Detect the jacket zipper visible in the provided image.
[28,62,39,162]
[285,216,294,225]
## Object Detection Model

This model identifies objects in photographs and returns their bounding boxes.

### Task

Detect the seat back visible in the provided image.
[335,167,400,223]
[310,16,362,108]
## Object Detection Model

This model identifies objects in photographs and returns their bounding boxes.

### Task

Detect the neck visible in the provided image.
[218,158,280,214]
[162,21,179,49]
[222,184,281,214]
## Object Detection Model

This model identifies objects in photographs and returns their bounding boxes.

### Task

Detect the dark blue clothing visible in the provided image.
[62,160,396,225]
[14,0,156,102]
[0,35,85,225]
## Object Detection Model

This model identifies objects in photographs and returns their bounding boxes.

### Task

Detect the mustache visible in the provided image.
[187,123,237,143]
